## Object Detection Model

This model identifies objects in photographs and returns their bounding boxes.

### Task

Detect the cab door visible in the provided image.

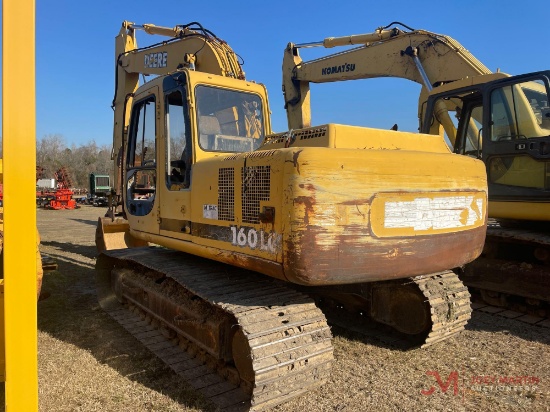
[125,86,160,236]
[158,82,193,241]
[483,72,550,201]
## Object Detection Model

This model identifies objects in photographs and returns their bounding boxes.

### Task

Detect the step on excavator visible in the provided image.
[280,21,549,316]
[95,21,487,409]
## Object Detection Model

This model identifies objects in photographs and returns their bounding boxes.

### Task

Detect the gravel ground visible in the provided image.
[17,206,549,411]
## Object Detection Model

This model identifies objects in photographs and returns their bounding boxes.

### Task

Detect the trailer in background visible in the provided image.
[36,178,56,190]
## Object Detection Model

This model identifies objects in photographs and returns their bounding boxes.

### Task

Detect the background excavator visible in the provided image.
[95,21,487,409]
[282,22,550,316]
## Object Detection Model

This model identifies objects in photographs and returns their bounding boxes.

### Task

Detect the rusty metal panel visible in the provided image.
[280,145,487,285]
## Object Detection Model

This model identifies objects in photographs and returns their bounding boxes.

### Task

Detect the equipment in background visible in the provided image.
[36,167,78,210]
[282,22,550,316]
[88,173,111,207]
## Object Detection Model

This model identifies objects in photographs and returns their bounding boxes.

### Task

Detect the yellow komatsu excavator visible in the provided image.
[96,21,487,409]
[282,22,549,314]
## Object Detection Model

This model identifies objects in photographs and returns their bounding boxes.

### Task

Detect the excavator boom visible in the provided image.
[283,24,491,130]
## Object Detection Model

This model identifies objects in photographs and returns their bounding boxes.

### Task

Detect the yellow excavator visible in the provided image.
[96,21,487,409]
[282,22,549,314]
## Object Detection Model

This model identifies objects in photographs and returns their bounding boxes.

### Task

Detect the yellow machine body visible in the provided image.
[94,22,489,408]
[98,22,489,287]
[101,65,487,286]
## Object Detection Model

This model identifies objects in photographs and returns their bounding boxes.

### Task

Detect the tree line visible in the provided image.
[35,134,113,189]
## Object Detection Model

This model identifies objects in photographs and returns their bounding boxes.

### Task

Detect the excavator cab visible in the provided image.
[101,68,271,246]
[424,71,550,221]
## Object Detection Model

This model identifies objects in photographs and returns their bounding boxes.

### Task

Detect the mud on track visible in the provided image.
[8,206,548,411]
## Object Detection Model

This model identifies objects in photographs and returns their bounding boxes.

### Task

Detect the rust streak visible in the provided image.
[292,149,303,175]
[298,183,316,192]
[340,197,373,206]
[293,195,316,225]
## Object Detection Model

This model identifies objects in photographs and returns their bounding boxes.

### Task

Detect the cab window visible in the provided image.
[195,85,264,152]
[490,78,550,141]
[126,96,157,216]
[165,90,190,190]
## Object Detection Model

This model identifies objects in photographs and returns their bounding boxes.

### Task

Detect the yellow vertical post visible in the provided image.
[2,0,38,411]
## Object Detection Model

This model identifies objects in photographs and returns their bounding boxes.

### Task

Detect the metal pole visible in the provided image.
[402,46,433,91]
[411,54,433,92]
[2,0,38,410]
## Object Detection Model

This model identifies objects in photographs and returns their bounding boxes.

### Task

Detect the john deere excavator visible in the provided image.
[281,22,550,315]
[96,21,487,410]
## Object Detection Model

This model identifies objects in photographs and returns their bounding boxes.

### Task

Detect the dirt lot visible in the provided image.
[12,206,549,411]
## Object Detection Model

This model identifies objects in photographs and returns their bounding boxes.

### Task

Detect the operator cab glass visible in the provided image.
[487,77,550,191]
[165,89,191,190]
[126,95,157,216]
[195,85,265,152]
[490,79,550,142]
[452,92,484,158]
[424,71,550,202]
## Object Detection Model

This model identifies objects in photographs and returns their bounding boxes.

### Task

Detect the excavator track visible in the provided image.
[471,301,550,328]
[96,247,334,411]
[461,221,550,317]
[304,271,472,349]
[413,271,472,347]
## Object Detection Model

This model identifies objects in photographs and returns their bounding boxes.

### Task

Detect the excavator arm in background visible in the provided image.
[282,23,493,143]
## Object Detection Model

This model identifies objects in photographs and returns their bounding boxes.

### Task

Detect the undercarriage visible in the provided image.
[97,247,472,409]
